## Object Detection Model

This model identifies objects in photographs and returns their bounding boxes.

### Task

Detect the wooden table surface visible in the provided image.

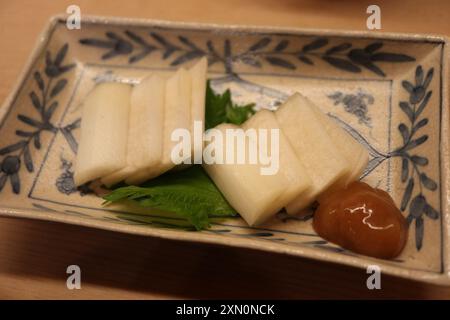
[0,0,449,299]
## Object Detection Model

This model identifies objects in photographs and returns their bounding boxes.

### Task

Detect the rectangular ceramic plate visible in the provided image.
[0,15,448,285]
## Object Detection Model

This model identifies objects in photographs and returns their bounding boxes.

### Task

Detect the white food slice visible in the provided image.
[162,67,192,167]
[309,100,369,187]
[317,149,369,203]
[189,57,208,163]
[126,68,191,185]
[101,166,136,187]
[203,123,287,226]
[275,93,351,214]
[74,83,131,186]
[101,75,165,187]
[241,109,312,206]
[127,75,165,169]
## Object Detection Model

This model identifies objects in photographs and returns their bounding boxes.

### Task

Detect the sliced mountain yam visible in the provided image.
[162,67,192,167]
[275,93,351,214]
[102,75,165,187]
[203,123,287,226]
[189,57,208,163]
[101,166,136,188]
[126,68,191,185]
[74,82,132,186]
[241,109,312,206]
[308,98,369,187]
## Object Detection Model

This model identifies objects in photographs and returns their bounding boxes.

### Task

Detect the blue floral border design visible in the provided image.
[79,32,415,77]
[331,66,439,250]
[0,44,78,194]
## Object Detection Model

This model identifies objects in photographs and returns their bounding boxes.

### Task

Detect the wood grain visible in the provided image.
[0,0,449,299]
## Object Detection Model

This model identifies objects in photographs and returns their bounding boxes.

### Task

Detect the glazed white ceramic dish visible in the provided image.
[0,15,448,284]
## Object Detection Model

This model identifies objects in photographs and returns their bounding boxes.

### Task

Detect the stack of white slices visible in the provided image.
[203,93,369,226]
[73,55,368,227]
[73,57,208,187]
